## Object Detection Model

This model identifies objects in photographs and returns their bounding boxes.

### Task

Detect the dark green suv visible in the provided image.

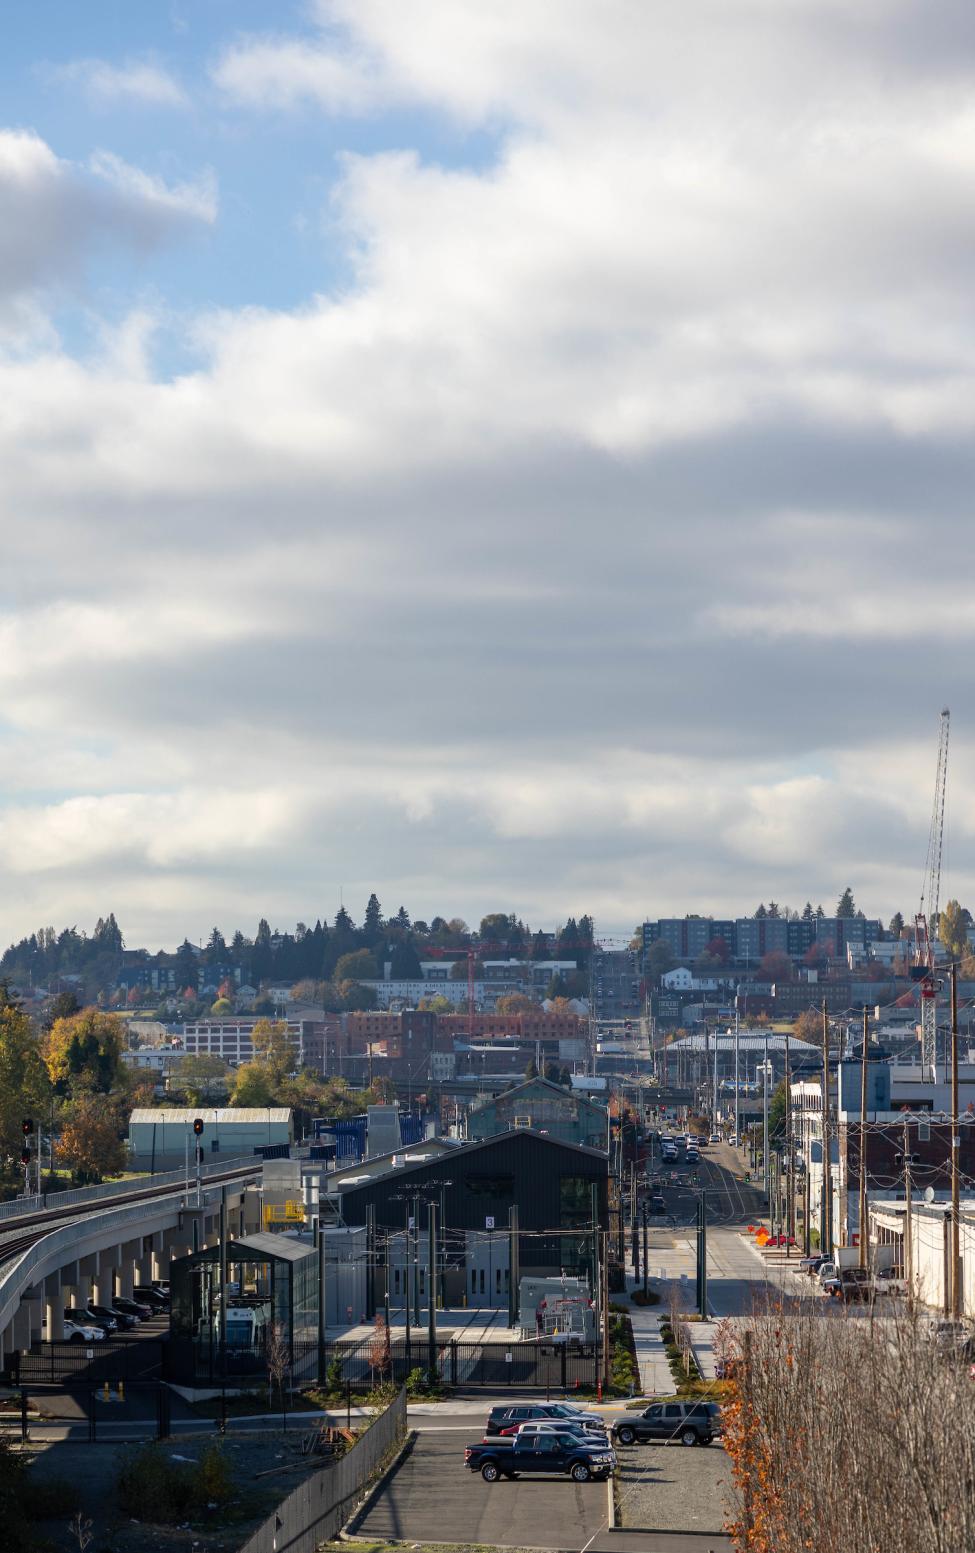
[613,1399,722,1447]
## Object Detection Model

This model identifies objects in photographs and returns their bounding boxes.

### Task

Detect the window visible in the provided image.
[560,1176,592,1228]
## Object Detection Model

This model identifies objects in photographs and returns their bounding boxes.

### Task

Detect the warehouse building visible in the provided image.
[128,1107,293,1170]
[330,1128,609,1309]
[463,1076,610,1151]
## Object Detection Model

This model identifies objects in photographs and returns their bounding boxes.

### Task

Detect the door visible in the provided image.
[465,1230,511,1308]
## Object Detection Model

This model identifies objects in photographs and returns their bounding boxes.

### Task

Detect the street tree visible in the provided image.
[176,1054,229,1104]
[230,1061,275,1107]
[758,950,792,981]
[58,1093,126,1181]
[334,949,378,982]
[938,898,969,960]
[0,988,50,1176]
[43,1008,125,1093]
[252,1018,297,1084]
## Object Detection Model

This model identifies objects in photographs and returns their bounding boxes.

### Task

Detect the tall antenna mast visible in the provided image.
[915,708,950,1081]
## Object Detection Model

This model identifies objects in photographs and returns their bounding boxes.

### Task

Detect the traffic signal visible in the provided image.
[20,1147,30,1166]
[193,1117,204,1137]
[22,1118,33,1137]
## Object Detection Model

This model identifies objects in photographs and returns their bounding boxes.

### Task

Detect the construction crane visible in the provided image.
[914,707,950,1081]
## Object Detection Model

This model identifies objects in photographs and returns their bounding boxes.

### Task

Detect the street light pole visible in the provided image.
[858,1006,869,1270]
[951,963,961,1319]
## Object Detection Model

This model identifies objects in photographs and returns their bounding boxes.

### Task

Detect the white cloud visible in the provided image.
[88,150,217,223]
[3,6,975,945]
[0,128,215,309]
[54,57,188,109]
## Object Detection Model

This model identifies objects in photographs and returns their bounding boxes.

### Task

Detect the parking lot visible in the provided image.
[615,1439,731,1536]
[355,1428,611,1550]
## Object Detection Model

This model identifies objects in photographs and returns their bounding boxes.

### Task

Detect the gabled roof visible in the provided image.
[466,1075,608,1117]
[333,1126,607,1192]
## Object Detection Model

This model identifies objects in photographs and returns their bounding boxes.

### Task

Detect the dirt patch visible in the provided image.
[23,1427,338,1553]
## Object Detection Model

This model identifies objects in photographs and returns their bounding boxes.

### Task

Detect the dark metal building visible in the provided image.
[332,1129,609,1308]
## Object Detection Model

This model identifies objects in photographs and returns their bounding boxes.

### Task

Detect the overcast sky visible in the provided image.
[1,0,974,951]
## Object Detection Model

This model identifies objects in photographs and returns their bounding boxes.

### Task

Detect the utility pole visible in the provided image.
[803,1135,811,1257]
[762,1037,770,1200]
[602,1229,611,1392]
[411,1193,420,1330]
[858,1006,870,1270]
[317,1215,327,1383]
[642,1204,648,1297]
[821,998,832,1256]
[734,1002,740,1145]
[785,1025,793,1256]
[508,1204,519,1328]
[903,1117,913,1309]
[951,963,961,1319]
[427,1202,437,1375]
[696,1192,708,1317]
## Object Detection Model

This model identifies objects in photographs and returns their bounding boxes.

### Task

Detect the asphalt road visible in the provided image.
[355,1428,612,1550]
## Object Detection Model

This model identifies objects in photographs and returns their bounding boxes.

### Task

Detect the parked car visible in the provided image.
[77,1304,119,1332]
[925,1320,975,1358]
[486,1403,606,1436]
[133,1285,168,1310]
[65,1306,116,1334]
[112,1297,153,1320]
[465,1432,616,1482]
[709,1133,721,1144]
[89,1303,138,1331]
[816,1261,838,1285]
[833,1268,874,1303]
[799,1254,830,1275]
[612,1399,723,1448]
[496,1420,594,1441]
[64,1318,105,1344]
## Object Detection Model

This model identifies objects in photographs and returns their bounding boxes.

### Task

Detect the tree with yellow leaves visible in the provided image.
[43,1007,125,1093]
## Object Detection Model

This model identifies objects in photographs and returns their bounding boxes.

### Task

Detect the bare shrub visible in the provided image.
[724,1298,975,1553]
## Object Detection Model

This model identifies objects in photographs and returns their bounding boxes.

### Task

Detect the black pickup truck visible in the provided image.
[465,1430,616,1482]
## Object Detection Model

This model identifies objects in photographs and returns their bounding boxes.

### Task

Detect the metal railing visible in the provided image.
[0,1153,258,1225]
[237,1388,407,1553]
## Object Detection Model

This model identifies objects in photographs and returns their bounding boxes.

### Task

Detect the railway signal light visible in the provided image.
[193,1117,204,1137]
[20,1147,30,1166]
[22,1118,33,1137]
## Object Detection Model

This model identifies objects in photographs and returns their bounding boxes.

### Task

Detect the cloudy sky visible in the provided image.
[1,0,974,951]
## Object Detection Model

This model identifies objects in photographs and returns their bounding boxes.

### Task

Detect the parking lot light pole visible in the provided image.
[427,1202,437,1377]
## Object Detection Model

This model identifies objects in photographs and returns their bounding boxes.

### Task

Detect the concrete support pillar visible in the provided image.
[13,1304,32,1353]
[45,1287,66,1343]
[116,1263,134,1300]
[92,1269,113,1307]
[73,1276,91,1310]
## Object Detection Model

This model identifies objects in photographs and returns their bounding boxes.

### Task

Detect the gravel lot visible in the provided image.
[615,1441,732,1534]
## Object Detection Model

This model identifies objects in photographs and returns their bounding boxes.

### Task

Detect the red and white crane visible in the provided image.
[914,707,950,1081]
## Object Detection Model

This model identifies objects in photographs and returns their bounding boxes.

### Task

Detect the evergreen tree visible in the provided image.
[363,894,383,944]
[755,904,767,919]
[835,887,856,919]
[802,902,814,921]
[395,905,411,930]
[888,911,905,937]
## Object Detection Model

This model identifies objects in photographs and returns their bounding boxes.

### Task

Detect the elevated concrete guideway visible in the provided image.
[0,1163,260,1368]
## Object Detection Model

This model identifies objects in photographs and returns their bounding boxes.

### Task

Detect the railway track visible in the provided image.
[0,1161,261,1270]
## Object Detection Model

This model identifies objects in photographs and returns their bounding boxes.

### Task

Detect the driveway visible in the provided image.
[355,1428,610,1550]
